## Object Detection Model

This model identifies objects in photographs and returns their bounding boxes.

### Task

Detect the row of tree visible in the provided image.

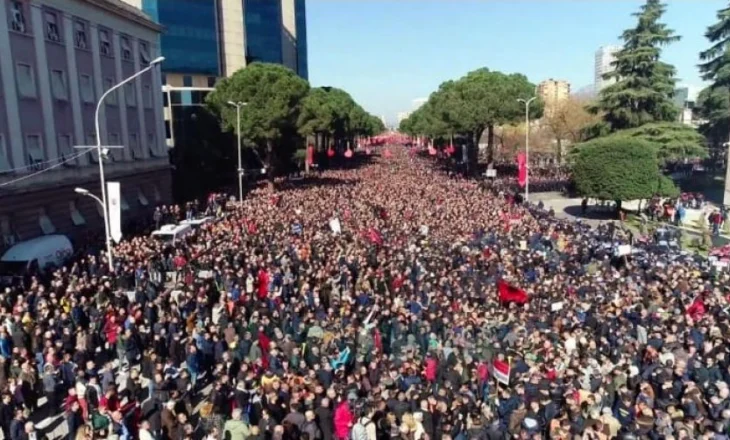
[205,63,385,185]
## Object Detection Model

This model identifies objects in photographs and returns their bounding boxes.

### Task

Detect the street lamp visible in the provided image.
[517,96,537,201]
[227,101,248,204]
[75,187,105,211]
[89,56,164,272]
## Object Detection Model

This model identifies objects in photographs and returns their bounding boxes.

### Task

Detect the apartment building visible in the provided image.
[0,0,169,250]
[537,79,570,118]
[594,45,620,92]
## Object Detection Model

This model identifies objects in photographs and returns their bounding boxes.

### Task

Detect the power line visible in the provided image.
[0,149,91,188]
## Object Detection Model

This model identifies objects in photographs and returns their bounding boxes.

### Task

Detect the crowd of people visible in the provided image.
[1,145,730,440]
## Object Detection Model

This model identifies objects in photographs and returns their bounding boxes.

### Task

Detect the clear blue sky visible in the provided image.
[306,0,725,125]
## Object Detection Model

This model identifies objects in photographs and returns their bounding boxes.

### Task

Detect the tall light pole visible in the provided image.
[85,56,164,272]
[227,101,248,204]
[517,96,537,201]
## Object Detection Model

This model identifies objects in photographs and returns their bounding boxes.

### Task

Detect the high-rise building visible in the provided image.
[594,45,620,92]
[124,0,308,83]
[0,0,170,250]
[537,79,570,117]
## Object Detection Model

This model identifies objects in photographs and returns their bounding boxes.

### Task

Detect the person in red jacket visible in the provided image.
[333,396,354,440]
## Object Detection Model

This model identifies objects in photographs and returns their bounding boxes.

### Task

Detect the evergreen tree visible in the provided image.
[699,4,730,144]
[593,0,680,131]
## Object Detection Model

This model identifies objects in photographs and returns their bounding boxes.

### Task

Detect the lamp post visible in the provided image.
[75,187,104,211]
[89,56,165,272]
[517,96,537,201]
[227,101,248,204]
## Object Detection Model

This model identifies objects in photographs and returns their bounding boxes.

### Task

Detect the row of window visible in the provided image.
[0,185,162,243]
[0,131,160,172]
[14,63,154,108]
[8,1,152,62]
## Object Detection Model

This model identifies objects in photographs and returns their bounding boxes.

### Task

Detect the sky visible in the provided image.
[305,0,725,125]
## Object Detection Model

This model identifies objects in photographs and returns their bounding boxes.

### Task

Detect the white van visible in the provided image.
[151,224,193,245]
[179,216,215,230]
[0,235,73,285]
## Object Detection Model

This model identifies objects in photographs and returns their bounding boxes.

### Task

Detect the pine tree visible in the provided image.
[699,4,730,143]
[594,0,680,131]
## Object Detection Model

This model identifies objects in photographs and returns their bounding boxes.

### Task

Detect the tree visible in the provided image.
[611,122,706,163]
[206,63,310,188]
[541,97,602,162]
[592,0,680,131]
[572,136,677,202]
[699,2,730,161]
[696,86,729,157]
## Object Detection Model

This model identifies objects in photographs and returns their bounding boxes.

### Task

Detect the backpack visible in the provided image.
[351,417,372,440]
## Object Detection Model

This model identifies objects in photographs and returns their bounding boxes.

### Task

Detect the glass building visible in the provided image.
[142,0,220,76]
[245,0,284,65]
[295,0,308,80]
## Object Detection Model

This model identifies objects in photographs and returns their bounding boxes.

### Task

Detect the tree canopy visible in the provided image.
[398,68,541,168]
[206,63,382,183]
[611,122,707,163]
[572,136,678,201]
[592,0,680,131]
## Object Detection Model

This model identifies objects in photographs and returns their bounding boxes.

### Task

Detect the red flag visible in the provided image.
[344,149,353,158]
[306,145,314,166]
[327,147,335,158]
[492,359,511,385]
[517,153,527,187]
[497,279,528,304]
[367,228,383,245]
[428,147,437,156]
[247,220,258,235]
[687,296,706,320]
[446,144,456,155]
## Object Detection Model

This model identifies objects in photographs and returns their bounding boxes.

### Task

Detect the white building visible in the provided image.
[594,45,621,92]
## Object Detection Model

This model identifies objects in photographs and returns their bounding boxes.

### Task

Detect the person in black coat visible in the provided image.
[66,400,85,440]
[9,409,26,440]
[0,393,15,440]
[315,398,334,440]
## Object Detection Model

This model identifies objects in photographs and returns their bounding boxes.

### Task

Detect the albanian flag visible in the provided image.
[517,153,527,188]
[497,279,528,304]
[687,296,706,320]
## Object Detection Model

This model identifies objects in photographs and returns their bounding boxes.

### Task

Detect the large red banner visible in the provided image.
[517,153,527,187]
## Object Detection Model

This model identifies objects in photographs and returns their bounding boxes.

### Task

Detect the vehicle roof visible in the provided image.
[1,235,72,262]
[179,217,214,226]
[151,224,192,235]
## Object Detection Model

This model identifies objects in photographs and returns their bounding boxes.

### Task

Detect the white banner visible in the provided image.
[107,181,122,243]
[329,218,341,235]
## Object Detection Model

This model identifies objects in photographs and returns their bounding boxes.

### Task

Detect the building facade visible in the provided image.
[0,0,170,251]
[594,45,620,92]
[537,79,570,117]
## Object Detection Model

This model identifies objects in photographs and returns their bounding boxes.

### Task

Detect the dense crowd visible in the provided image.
[1,146,730,440]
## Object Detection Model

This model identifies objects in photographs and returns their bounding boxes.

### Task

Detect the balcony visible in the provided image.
[0,156,169,194]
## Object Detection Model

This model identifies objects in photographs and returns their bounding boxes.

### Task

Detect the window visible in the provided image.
[70,201,85,226]
[207,76,216,87]
[143,85,152,108]
[137,189,149,206]
[44,11,60,42]
[139,41,150,64]
[129,133,140,160]
[57,134,74,166]
[0,215,16,247]
[0,134,10,173]
[10,1,25,33]
[99,29,111,56]
[104,78,116,105]
[120,196,130,211]
[85,133,97,163]
[120,36,131,61]
[147,132,156,156]
[108,133,119,161]
[38,208,55,235]
[183,75,192,87]
[79,74,94,103]
[125,83,136,107]
[74,20,87,49]
[50,69,67,100]
[26,134,44,169]
[15,63,35,98]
